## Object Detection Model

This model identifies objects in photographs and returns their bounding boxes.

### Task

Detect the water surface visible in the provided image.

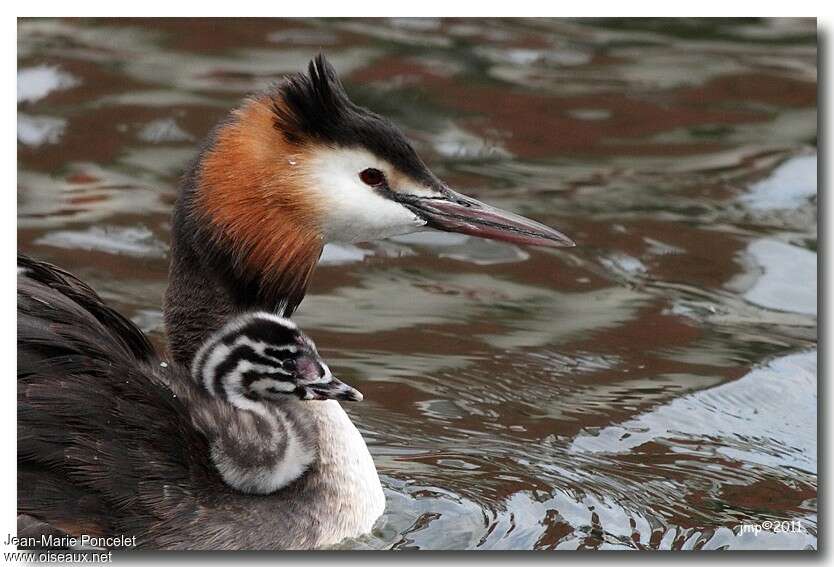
[17,17,817,550]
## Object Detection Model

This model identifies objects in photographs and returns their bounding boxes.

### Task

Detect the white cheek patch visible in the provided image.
[304,147,427,243]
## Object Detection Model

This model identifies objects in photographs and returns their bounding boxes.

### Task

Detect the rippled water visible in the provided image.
[17,18,817,550]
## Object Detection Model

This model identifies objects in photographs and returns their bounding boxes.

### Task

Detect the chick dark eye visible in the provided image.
[359,168,385,187]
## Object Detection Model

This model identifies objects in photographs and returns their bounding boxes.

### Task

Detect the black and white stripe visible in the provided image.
[191,312,301,404]
[191,311,362,406]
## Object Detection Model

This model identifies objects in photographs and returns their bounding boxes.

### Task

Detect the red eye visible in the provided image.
[359,168,385,187]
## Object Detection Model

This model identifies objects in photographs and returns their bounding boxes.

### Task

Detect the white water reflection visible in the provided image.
[742,153,817,210]
[17,65,79,103]
[744,239,816,316]
[17,113,66,146]
[570,350,817,474]
[137,118,194,144]
[35,225,168,258]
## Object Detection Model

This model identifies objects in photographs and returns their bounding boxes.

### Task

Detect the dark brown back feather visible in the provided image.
[17,254,218,545]
[18,253,155,364]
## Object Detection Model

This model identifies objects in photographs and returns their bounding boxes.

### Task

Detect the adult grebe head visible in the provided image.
[166,53,574,363]
[190,54,572,282]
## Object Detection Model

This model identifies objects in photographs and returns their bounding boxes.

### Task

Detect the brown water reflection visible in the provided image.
[17,18,817,550]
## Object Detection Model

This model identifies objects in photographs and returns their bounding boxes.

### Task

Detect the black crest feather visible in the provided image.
[272,54,440,189]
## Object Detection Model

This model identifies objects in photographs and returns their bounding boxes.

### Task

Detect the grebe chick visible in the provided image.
[190,312,363,495]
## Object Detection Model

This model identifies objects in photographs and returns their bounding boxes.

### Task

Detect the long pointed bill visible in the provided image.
[404,189,575,248]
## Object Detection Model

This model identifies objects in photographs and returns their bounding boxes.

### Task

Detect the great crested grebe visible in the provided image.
[18,54,574,550]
